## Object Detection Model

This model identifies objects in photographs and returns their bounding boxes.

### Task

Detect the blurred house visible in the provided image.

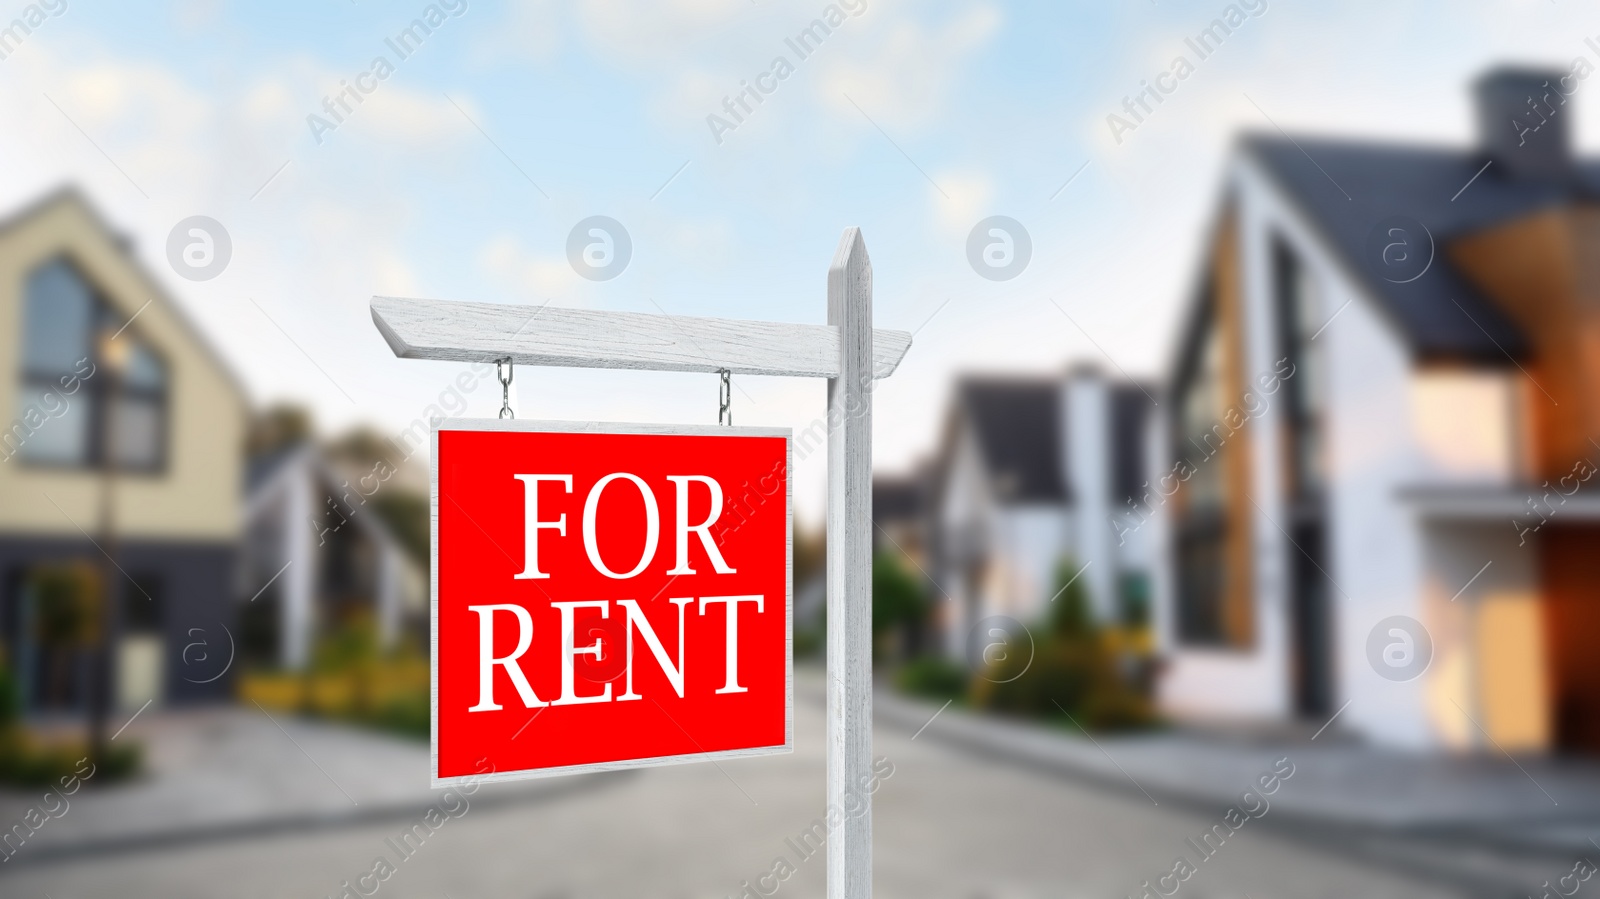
[241,441,426,669]
[1153,67,1600,753]
[872,465,930,567]
[0,188,248,711]
[926,368,1156,661]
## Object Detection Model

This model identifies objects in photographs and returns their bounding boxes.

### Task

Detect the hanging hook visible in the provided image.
[718,369,732,426]
[497,358,514,420]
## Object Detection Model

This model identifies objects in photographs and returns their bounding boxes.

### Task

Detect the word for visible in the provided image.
[307,0,469,145]
[0,756,94,861]
[1112,357,1295,546]
[323,758,492,899]
[1125,756,1295,898]
[1529,856,1599,899]
[706,0,868,145]
[1106,0,1268,146]
[0,0,66,61]
[312,359,499,546]
[514,472,758,581]
[1,356,96,462]
[1513,456,1598,546]
[726,756,895,899]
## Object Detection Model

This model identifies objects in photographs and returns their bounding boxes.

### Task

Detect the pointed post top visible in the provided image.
[830,226,870,276]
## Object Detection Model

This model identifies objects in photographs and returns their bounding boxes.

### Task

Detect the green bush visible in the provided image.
[0,732,141,787]
[361,693,429,740]
[969,557,1156,733]
[873,551,926,660]
[896,656,968,700]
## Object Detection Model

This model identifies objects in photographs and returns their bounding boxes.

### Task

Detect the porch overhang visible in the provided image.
[1400,484,1600,521]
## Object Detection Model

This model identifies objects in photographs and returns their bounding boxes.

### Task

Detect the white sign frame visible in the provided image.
[428,417,794,788]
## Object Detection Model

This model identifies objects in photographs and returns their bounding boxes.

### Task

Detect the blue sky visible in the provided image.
[0,0,1591,520]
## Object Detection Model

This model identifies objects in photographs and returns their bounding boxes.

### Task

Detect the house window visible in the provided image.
[1272,237,1326,501]
[1173,304,1232,646]
[15,258,167,472]
[1174,511,1226,643]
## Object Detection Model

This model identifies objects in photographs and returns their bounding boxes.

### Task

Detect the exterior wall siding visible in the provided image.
[0,194,247,543]
[0,534,237,705]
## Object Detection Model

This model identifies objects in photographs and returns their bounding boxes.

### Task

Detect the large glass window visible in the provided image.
[13,258,167,472]
[1273,238,1326,501]
[1173,300,1233,647]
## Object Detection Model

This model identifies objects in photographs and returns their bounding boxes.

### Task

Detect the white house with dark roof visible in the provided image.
[926,367,1157,662]
[241,441,426,670]
[1154,67,1600,753]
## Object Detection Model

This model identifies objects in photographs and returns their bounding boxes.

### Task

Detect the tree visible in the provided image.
[872,551,925,658]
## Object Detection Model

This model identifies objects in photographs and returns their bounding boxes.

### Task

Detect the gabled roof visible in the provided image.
[952,376,1067,504]
[872,471,927,525]
[243,439,416,563]
[1239,132,1577,361]
[0,186,251,400]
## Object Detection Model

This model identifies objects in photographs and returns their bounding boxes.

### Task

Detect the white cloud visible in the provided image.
[479,235,578,301]
[928,170,993,239]
[817,3,1001,132]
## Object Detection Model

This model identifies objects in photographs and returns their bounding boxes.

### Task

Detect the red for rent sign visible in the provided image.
[430,420,792,786]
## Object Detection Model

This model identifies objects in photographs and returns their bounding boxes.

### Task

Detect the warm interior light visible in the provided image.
[97,327,132,375]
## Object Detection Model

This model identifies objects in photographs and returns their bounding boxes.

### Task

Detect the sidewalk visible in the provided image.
[0,706,618,867]
[875,687,1600,856]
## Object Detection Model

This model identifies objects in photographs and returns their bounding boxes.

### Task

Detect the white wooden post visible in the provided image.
[827,228,873,899]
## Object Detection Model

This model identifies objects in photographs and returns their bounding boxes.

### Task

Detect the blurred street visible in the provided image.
[0,667,1551,899]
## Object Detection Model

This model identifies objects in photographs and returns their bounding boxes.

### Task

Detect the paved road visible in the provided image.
[0,675,1482,899]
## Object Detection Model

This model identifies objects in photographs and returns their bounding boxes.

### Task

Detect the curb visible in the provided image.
[0,768,635,870]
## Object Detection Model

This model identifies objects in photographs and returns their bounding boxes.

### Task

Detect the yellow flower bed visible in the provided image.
[238,658,430,717]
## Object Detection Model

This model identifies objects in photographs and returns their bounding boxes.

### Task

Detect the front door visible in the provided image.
[1542,525,1600,753]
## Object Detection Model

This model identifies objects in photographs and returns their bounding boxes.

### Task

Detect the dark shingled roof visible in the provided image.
[956,377,1067,503]
[1238,132,1600,361]
[873,475,926,524]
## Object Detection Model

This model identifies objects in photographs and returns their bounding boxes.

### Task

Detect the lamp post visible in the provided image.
[87,328,129,763]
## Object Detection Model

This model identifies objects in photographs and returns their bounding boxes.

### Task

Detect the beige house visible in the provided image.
[0,188,248,711]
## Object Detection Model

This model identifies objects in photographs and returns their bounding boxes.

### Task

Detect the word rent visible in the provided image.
[470,471,761,711]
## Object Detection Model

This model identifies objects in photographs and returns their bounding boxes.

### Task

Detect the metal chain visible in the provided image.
[718,369,732,426]
[497,358,514,419]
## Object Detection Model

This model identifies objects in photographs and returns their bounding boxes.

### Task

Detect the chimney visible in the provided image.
[1475,66,1574,182]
